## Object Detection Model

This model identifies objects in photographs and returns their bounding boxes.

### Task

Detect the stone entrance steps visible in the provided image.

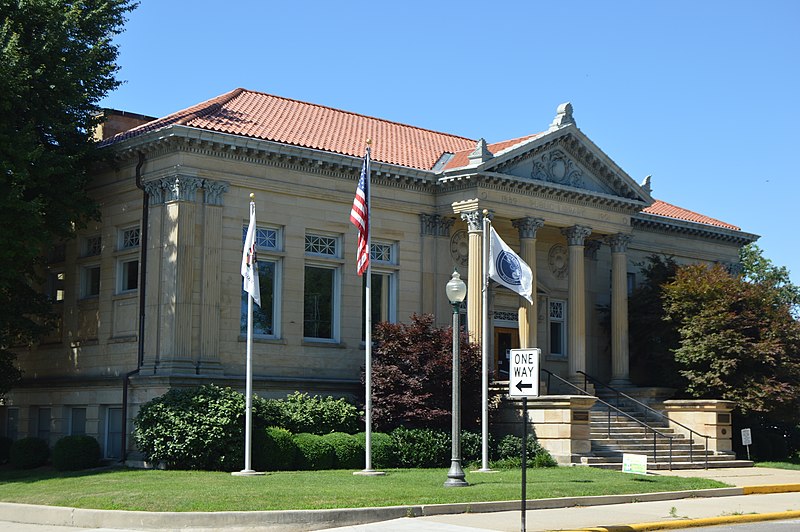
[583,392,752,470]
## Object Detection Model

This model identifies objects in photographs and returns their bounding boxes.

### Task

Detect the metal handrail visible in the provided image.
[577,370,709,469]
[542,369,674,469]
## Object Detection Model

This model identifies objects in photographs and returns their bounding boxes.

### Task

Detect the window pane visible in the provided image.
[304,266,334,339]
[241,261,276,336]
[37,408,51,441]
[362,272,391,340]
[71,408,87,436]
[550,322,563,355]
[121,260,139,291]
[105,407,122,459]
[85,235,102,256]
[84,266,100,297]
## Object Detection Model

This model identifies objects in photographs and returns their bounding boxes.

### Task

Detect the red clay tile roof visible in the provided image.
[444,133,546,170]
[109,88,744,232]
[642,199,740,231]
[106,88,476,170]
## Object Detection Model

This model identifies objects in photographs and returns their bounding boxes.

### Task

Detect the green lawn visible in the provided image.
[0,467,728,512]
[756,459,800,470]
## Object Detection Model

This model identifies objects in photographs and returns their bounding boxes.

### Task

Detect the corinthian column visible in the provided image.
[561,225,592,382]
[461,210,483,343]
[607,233,632,385]
[512,217,544,348]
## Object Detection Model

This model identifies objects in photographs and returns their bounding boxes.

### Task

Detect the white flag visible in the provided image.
[488,226,533,303]
[241,201,261,307]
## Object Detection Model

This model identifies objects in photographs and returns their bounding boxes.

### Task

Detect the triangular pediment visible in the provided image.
[443,123,652,204]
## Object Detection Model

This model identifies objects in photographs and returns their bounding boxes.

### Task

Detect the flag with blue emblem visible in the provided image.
[488,226,533,303]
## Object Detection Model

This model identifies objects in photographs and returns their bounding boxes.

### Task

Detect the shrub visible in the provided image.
[494,434,555,467]
[9,437,49,469]
[461,430,492,464]
[134,384,270,471]
[271,392,360,435]
[322,432,364,469]
[293,433,335,470]
[0,436,12,464]
[354,431,394,469]
[390,427,450,468]
[257,427,298,471]
[52,435,101,471]
[366,314,483,431]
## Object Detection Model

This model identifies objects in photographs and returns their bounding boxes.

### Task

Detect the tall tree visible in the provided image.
[739,243,800,318]
[0,0,136,397]
[662,263,800,424]
[625,255,683,388]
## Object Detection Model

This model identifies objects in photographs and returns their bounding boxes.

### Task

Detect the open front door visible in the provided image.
[494,327,519,381]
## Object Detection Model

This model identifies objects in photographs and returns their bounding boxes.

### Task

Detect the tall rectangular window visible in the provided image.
[361,241,397,340]
[304,232,341,342]
[5,407,19,440]
[81,265,101,298]
[304,266,335,339]
[117,226,140,294]
[241,226,281,338]
[549,299,566,357]
[70,408,87,436]
[46,271,66,302]
[105,407,122,459]
[37,407,51,442]
[119,259,139,292]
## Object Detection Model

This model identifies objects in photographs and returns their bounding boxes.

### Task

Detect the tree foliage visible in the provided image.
[662,263,800,423]
[365,313,483,431]
[625,255,684,388]
[0,0,136,396]
[739,243,800,318]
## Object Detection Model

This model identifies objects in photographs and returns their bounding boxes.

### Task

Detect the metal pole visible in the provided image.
[521,396,528,532]
[244,294,254,472]
[480,212,490,471]
[445,300,468,487]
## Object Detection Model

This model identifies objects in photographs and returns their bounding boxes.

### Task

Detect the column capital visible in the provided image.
[606,233,632,253]
[203,180,229,206]
[512,217,545,239]
[420,213,454,237]
[461,210,483,232]
[561,225,592,246]
[164,175,203,203]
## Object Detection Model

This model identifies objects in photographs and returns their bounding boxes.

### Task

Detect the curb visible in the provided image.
[0,484,798,531]
[573,510,800,531]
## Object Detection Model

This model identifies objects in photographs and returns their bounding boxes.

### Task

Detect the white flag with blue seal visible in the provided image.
[488,226,533,303]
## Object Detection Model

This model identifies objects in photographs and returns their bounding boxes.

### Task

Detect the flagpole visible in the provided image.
[480,210,491,471]
[364,141,373,473]
[233,193,263,476]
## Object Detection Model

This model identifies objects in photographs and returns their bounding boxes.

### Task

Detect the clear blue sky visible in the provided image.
[100,0,800,286]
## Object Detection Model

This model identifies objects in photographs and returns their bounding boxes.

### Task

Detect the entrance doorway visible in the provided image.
[494,327,519,381]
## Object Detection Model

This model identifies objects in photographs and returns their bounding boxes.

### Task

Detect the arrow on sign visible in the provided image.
[516,381,533,393]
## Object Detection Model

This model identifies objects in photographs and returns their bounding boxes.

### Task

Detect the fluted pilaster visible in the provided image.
[561,225,592,381]
[461,210,483,343]
[513,217,544,348]
[607,233,632,384]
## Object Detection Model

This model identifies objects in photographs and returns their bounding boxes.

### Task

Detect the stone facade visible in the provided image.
[0,98,758,461]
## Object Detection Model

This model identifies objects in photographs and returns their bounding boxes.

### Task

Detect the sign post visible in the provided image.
[741,428,752,460]
[509,348,540,532]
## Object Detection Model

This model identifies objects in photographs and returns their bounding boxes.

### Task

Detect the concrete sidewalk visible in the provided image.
[325,467,800,532]
[0,467,798,531]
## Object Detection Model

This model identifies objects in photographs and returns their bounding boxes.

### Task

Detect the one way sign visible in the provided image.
[509,348,540,397]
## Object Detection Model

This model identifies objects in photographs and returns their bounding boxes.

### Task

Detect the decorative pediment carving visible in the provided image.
[531,149,584,188]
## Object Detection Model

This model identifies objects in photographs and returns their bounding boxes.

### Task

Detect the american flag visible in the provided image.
[350,147,370,276]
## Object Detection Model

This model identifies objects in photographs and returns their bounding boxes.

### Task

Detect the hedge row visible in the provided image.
[2,434,101,471]
[249,427,556,472]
